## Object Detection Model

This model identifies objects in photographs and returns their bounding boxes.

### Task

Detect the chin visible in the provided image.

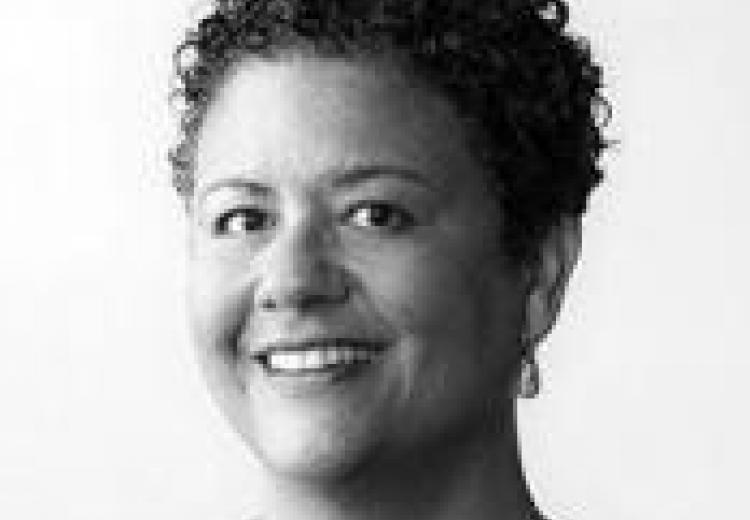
[242,418,384,484]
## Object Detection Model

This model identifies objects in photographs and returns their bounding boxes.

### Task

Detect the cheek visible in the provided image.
[186,257,263,416]
[187,255,255,361]
[355,245,483,349]
[352,243,524,438]
[355,240,524,372]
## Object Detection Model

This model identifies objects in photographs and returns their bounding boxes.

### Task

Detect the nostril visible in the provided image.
[258,297,278,311]
[255,283,351,312]
[340,284,351,303]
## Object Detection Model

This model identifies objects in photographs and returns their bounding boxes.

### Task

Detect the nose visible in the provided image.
[254,218,350,313]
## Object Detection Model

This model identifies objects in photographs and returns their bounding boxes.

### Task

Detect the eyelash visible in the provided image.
[212,201,415,237]
[213,207,275,236]
[343,201,416,232]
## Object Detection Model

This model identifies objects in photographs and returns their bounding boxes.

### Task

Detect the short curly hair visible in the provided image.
[169,0,609,263]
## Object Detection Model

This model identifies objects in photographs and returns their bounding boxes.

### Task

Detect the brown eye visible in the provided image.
[345,202,415,232]
[214,207,274,236]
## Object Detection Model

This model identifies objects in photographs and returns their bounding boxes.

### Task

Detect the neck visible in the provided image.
[258,402,540,520]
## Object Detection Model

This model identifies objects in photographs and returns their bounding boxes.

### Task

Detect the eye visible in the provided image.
[213,207,275,236]
[344,201,415,232]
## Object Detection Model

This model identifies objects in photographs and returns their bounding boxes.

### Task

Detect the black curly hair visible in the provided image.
[169,0,609,263]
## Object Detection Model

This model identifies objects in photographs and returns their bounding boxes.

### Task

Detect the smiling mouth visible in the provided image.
[252,339,387,375]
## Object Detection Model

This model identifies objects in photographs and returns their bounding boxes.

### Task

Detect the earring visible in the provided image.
[516,350,540,399]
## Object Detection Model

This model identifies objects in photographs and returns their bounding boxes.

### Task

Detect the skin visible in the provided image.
[186,52,579,520]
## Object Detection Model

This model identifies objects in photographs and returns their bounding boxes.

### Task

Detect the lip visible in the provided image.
[244,337,390,398]
[250,337,388,360]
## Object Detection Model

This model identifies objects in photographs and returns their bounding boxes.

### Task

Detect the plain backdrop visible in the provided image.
[0,1,747,519]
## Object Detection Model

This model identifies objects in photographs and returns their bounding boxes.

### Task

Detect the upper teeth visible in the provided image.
[265,347,379,372]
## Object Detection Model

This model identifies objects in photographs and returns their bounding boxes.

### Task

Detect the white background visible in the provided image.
[0,1,747,519]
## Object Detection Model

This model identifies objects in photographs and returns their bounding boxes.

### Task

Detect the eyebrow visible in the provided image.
[329,165,440,192]
[194,165,440,205]
[195,178,272,206]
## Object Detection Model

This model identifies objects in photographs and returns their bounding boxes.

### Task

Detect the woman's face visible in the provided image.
[187,54,527,480]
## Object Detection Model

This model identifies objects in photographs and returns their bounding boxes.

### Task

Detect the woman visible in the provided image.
[169,1,607,519]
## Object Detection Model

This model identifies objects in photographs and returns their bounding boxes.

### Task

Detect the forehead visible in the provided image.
[194,53,488,195]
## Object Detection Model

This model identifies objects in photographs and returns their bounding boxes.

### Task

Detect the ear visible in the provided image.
[523,216,582,347]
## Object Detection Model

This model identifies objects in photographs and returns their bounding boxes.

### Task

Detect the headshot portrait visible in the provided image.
[170,1,606,519]
[0,0,746,519]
